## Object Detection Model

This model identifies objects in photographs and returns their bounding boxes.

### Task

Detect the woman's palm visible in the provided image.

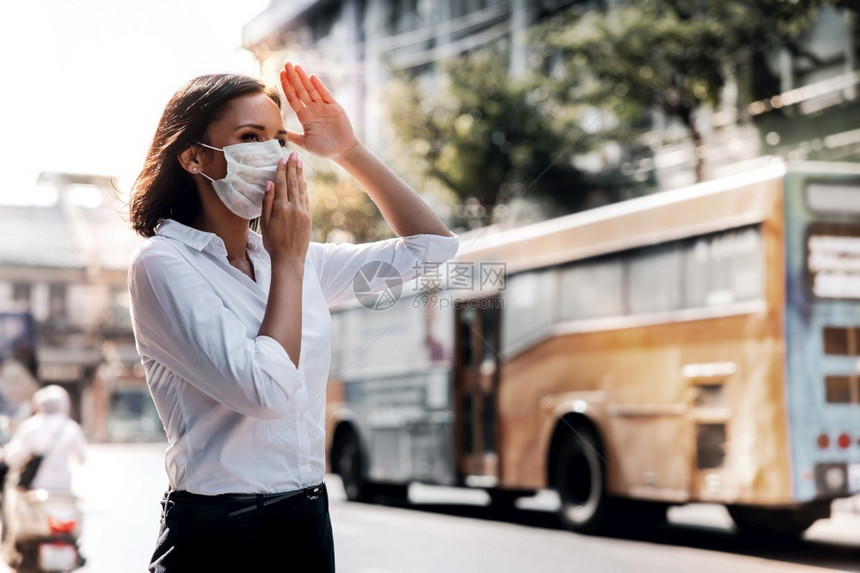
[294,101,356,159]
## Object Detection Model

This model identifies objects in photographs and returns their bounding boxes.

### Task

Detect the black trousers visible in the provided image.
[149,483,335,572]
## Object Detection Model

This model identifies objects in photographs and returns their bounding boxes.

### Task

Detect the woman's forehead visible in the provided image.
[218,92,284,128]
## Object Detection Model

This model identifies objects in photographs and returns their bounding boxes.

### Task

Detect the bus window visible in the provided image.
[807,182,860,214]
[559,257,624,321]
[502,270,556,354]
[627,243,683,315]
[684,226,764,309]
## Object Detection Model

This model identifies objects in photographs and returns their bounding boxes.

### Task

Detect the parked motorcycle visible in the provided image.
[3,488,84,573]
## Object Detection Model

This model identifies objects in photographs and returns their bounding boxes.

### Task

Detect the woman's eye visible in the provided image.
[242,133,261,141]
[277,138,288,148]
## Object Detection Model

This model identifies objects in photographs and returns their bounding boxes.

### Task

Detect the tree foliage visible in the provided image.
[533,0,840,181]
[305,161,390,244]
[388,49,632,228]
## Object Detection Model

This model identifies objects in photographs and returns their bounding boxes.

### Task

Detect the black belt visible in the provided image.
[165,483,325,520]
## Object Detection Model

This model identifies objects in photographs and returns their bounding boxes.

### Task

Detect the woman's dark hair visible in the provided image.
[130,74,281,237]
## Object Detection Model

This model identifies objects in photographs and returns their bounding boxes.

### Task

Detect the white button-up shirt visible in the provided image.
[128,219,458,495]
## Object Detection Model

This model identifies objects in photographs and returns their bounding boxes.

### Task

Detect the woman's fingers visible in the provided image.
[261,180,274,232]
[280,66,310,113]
[275,155,289,205]
[286,152,300,204]
[309,74,335,104]
[280,69,302,112]
[271,152,303,208]
[295,65,323,103]
[283,63,313,106]
[296,155,310,211]
[281,62,333,108]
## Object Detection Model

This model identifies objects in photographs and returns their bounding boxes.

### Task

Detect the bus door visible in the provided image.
[454,299,501,484]
[784,167,860,503]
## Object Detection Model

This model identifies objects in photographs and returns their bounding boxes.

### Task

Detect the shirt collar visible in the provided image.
[156,219,218,252]
[157,219,265,257]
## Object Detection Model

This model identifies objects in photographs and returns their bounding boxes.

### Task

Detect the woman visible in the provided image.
[128,62,458,572]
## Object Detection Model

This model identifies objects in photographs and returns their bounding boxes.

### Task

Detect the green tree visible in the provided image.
[535,0,836,181]
[388,49,630,228]
[304,160,391,243]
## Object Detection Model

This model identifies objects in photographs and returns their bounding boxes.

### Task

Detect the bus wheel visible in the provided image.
[554,427,607,534]
[334,432,367,502]
[727,503,827,539]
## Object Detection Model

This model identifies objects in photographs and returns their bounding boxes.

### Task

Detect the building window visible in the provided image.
[109,286,131,330]
[49,283,67,321]
[12,283,31,309]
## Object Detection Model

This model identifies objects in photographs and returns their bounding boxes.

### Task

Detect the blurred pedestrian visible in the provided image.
[0,385,86,563]
[127,62,458,572]
[1,385,86,493]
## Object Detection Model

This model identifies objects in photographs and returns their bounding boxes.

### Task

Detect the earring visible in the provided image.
[192,167,198,172]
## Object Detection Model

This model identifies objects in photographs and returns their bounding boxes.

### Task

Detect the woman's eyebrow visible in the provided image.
[234,123,288,135]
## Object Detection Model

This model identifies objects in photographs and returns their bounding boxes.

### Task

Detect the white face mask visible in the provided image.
[196,139,290,219]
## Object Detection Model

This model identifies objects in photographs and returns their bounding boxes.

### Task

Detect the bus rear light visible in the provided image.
[815,463,849,495]
[825,466,846,491]
[817,433,830,449]
[838,433,852,449]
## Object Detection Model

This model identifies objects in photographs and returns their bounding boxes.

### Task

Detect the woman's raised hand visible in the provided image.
[260,152,312,265]
[280,62,359,160]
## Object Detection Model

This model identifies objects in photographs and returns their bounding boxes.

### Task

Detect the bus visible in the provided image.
[324,160,860,536]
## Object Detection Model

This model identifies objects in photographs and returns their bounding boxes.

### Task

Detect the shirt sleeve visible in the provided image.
[311,233,459,308]
[3,419,35,468]
[128,244,303,419]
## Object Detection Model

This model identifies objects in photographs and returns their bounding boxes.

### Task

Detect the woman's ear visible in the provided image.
[178,144,202,175]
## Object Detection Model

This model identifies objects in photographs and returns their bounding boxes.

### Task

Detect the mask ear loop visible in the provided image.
[192,141,220,182]
[194,141,223,152]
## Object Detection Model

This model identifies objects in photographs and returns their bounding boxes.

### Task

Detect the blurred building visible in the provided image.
[655,5,860,189]
[242,0,575,151]
[242,0,859,192]
[0,173,162,442]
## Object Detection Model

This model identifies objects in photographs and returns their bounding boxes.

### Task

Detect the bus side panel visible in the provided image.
[327,296,458,487]
[498,312,793,503]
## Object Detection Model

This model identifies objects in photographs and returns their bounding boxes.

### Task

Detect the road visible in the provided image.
[39,443,860,572]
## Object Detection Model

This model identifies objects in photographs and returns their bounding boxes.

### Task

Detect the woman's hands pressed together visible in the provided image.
[258,152,311,367]
[260,152,312,266]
